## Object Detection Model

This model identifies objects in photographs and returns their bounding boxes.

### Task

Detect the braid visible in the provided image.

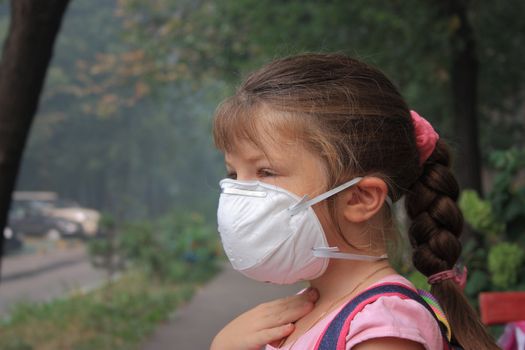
[406,140,463,276]
[405,140,499,350]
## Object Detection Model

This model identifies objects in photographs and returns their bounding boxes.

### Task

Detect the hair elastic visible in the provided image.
[410,110,439,165]
[427,264,468,290]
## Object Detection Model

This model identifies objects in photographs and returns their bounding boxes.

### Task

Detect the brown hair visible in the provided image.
[213,53,497,349]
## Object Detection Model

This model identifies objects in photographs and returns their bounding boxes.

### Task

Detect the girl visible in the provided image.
[210,53,498,350]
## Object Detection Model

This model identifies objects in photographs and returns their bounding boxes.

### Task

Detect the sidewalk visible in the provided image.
[141,263,303,350]
[0,244,107,315]
[1,244,87,282]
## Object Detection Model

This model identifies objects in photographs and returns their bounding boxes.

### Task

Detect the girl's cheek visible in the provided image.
[313,205,338,244]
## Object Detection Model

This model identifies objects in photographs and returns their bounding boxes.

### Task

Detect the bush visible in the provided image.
[89,210,221,282]
[459,190,504,242]
[458,148,525,300]
[488,148,525,243]
[488,242,524,290]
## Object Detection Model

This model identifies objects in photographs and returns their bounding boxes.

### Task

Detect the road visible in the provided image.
[0,242,107,315]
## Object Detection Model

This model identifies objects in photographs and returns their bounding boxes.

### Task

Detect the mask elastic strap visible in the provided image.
[313,247,388,261]
[288,177,363,216]
[288,177,393,216]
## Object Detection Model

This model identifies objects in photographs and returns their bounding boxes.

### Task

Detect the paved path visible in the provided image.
[2,243,87,281]
[0,244,107,314]
[142,264,304,350]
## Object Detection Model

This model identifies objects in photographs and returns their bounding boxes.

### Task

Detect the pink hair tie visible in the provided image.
[428,265,468,290]
[410,110,439,165]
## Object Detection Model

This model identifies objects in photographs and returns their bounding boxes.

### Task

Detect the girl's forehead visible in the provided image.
[224,136,306,164]
[224,140,266,163]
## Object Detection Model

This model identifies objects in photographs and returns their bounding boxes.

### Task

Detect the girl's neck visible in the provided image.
[309,258,396,304]
[278,259,396,348]
[295,206,396,337]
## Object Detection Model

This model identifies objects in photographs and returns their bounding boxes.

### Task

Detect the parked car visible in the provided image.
[12,192,101,237]
[3,226,23,253]
[8,200,83,240]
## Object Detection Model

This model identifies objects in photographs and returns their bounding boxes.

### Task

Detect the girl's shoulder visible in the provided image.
[345,274,442,350]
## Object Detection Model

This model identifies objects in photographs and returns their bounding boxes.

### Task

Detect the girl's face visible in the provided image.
[223,135,344,246]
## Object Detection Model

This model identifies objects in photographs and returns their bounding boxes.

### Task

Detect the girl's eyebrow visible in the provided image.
[225,153,268,164]
[248,155,269,163]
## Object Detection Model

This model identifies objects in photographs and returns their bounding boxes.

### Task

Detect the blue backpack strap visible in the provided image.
[315,283,457,350]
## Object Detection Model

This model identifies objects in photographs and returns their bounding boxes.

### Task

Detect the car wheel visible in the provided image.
[46,228,62,241]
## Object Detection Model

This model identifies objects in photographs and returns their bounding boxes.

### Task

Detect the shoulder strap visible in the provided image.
[314,282,455,350]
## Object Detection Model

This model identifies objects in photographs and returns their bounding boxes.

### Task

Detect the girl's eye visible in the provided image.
[257,169,277,178]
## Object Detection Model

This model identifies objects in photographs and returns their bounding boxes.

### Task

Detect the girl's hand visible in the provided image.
[210,287,319,350]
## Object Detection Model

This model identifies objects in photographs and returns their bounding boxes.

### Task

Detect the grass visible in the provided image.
[0,269,217,350]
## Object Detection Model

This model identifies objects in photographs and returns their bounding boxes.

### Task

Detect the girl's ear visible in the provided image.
[340,177,389,223]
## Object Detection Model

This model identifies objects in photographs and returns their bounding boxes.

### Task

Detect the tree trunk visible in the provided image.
[0,0,71,278]
[447,0,483,195]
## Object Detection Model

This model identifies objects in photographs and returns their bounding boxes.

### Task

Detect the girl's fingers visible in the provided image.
[211,289,318,350]
[257,288,319,328]
[255,323,295,348]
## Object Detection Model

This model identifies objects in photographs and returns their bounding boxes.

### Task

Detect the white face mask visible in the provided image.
[217,177,388,284]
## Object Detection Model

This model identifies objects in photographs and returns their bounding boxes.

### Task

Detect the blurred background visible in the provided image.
[0,0,524,349]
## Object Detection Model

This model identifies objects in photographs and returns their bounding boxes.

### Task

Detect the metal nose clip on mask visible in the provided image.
[217,177,389,285]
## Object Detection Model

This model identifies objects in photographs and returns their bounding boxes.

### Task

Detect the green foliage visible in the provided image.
[459,190,505,242]
[117,0,452,126]
[406,270,430,291]
[11,0,225,222]
[88,238,112,263]
[488,242,524,290]
[90,210,222,282]
[0,339,33,350]
[0,271,196,350]
[117,0,525,148]
[88,214,115,256]
[7,0,524,223]
[464,269,490,300]
[459,148,525,298]
[474,2,525,150]
[488,148,525,242]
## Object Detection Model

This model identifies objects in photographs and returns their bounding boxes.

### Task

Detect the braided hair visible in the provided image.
[406,140,498,350]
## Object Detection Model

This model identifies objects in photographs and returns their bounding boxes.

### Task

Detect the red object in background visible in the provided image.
[479,292,525,325]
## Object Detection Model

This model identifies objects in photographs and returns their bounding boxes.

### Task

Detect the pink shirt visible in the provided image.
[266,275,442,350]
